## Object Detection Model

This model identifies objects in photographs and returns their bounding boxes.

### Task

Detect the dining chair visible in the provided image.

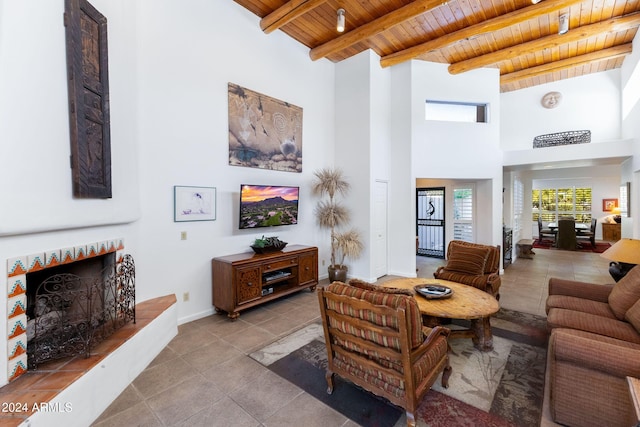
[556,218,577,250]
[576,218,597,249]
[537,217,556,244]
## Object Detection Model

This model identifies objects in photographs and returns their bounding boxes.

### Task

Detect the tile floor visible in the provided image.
[75,249,616,425]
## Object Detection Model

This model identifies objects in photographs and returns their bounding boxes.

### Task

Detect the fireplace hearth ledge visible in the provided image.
[7,294,177,427]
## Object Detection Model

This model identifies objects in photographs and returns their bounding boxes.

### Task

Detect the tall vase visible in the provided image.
[328,265,348,282]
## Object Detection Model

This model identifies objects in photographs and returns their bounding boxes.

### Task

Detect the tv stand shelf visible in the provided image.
[211,245,318,319]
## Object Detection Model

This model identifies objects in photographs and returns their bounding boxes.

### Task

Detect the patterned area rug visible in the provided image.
[533,239,611,253]
[250,309,547,427]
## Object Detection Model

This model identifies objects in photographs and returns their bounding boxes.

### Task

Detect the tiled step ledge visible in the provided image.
[0,294,178,427]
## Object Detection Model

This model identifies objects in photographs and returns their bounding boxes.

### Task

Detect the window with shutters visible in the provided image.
[513,178,524,237]
[453,186,474,242]
[532,187,592,223]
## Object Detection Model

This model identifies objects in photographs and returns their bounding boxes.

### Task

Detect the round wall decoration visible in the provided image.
[541,91,562,109]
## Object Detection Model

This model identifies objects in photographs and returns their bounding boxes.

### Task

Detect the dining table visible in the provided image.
[547,222,590,232]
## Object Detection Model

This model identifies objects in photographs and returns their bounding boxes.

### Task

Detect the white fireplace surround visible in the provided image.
[5,238,178,426]
[7,238,127,382]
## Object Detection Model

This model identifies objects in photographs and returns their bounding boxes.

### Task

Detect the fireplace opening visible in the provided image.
[25,254,135,369]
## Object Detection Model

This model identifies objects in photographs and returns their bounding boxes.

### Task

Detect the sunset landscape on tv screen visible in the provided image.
[239,185,299,229]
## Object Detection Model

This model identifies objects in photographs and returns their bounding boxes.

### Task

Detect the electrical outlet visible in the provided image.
[322,259,325,266]
[180,231,187,240]
[183,292,189,302]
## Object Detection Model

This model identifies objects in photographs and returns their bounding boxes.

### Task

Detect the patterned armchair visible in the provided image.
[317,280,451,427]
[433,240,502,299]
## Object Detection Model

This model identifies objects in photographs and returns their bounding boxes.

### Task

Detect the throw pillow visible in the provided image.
[348,278,414,296]
[625,298,640,334]
[609,265,640,320]
[325,280,422,349]
[445,245,490,276]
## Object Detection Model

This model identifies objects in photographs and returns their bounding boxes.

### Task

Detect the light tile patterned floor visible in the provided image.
[89,250,615,425]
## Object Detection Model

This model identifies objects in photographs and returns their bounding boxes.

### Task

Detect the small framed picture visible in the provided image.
[602,198,618,212]
[174,186,216,222]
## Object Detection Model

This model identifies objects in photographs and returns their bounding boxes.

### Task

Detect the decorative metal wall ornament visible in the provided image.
[533,130,591,148]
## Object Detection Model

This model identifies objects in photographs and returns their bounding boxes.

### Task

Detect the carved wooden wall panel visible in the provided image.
[65,0,112,198]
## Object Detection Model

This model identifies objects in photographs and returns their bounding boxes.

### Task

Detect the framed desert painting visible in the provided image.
[228,83,302,173]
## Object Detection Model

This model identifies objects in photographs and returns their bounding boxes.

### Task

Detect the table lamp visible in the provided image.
[600,238,640,281]
[612,207,622,223]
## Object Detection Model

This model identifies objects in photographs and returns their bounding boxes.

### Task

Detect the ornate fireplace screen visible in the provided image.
[533,130,591,148]
[27,254,135,369]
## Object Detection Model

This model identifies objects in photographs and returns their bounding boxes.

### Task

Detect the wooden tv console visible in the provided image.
[211,245,318,319]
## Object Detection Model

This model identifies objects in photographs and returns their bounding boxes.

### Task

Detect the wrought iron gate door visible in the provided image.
[417,187,445,258]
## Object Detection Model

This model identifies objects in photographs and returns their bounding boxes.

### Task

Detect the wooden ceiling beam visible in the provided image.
[379,0,588,68]
[499,43,633,85]
[449,12,640,74]
[309,0,446,61]
[260,0,328,34]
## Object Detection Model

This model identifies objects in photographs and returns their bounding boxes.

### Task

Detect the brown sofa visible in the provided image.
[433,240,501,299]
[545,265,640,427]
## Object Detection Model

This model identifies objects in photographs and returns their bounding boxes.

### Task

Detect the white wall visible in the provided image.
[334,50,392,281]
[334,51,373,280]
[501,70,622,150]
[0,0,335,388]
[0,0,141,235]
[388,63,416,276]
[410,62,503,250]
[620,31,640,238]
[134,0,335,323]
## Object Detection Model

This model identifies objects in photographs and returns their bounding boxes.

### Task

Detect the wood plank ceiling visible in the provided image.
[233,0,640,92]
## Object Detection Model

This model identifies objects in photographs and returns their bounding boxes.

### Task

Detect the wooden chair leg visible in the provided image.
[325,370,335,394]
[441,362,452,388]
[406,411,416,427]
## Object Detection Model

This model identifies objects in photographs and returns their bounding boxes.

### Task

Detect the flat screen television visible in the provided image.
[239,184,299,229]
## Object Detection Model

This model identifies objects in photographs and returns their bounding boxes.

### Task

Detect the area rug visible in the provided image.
[250,308,547,427]
[533,239,611,253]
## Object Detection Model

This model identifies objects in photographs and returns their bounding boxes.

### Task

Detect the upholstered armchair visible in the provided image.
[433,240,502,299]
[317,280,451,427]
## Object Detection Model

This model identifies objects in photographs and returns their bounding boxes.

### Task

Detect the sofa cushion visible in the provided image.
[625,298,640,334]
[608,265,640,320]
[324,281,423,350]
[546,295,616,319]
[547,308,640,344]
[445,244,490,276]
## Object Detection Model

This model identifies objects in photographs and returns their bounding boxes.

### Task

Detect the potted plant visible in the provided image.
[312,168,364,282]
[251,235,287,254]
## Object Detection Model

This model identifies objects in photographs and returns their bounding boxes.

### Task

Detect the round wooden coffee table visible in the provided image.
[382,277,500,351]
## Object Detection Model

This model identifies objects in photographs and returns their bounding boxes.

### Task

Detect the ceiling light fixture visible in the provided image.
[337,8,345,33]
[531,0,542,4]
[558,13,569,35]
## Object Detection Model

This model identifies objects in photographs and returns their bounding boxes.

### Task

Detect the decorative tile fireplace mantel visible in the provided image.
[6,238,125,382]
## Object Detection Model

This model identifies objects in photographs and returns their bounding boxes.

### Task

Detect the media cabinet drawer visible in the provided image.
[262,257,297,272]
